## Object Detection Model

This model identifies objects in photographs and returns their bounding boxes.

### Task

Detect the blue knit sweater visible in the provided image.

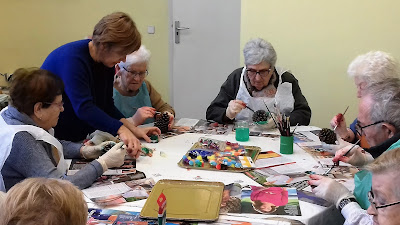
[1,106,103,190]
[41,39,124,142]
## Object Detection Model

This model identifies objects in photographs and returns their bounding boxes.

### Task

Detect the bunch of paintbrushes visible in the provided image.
[262,101,298,136]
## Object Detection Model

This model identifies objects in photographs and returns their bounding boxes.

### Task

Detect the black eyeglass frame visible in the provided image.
[246,68,273,78]
[122,66,148,78]
[355,119,385,136]
[368,191,400,210]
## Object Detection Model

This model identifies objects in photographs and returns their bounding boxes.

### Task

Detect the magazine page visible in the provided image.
[240,186,301,216]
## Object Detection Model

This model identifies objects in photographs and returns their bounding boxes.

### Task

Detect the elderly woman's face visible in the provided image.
[354,76,367,98]
[367,171,400,225]
[39,95,64,130]
[121,61,148,92]
[246,61,273,91]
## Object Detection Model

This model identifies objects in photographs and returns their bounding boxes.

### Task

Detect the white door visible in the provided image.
[169,0,241,119]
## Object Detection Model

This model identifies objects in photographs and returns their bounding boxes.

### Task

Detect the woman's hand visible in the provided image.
[131,126,161,143]
[117,125,141,159]
[330,113,347,136]
[226,100,246,119]
[130,106,157,126]
[309,174,353,208]
[333,144,373,166]
[165,111,175,130]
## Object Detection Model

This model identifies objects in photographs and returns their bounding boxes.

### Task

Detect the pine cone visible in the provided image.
[319,128,337,144]
[154,112,170,133]
[252,110,269,123]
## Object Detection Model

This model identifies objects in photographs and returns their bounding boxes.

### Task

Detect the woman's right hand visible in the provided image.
[226,100,246,119]
[130,106,156,126]
[330,114,347,136]
[117,125,141,158]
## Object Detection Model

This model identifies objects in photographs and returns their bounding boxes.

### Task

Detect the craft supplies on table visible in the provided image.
[177,137,261,172]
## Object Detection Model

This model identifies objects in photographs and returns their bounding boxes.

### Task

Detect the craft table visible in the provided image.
[88,126,329,224]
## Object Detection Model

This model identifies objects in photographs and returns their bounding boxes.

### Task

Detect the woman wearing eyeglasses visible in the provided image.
[309,148,400,225]
[0,68,130,191]
[330,51,400,149]
[114,45,175,127]
[41,12,160,158]
[206,38,311,126]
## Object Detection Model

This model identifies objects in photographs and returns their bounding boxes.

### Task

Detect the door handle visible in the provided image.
[175,21,190,44]
[176,27,190,30]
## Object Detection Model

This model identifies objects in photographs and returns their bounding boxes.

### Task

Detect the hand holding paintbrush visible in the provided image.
[223,91,256,119]
[332,106,349,131]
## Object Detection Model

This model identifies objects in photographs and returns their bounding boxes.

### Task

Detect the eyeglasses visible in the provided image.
[368,191,400,211]
[246,68,272,78]
[123,66,148,78]
[43,101,64,109]
[355,119,384,136]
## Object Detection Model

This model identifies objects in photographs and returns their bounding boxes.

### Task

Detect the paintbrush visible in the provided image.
[323,139,360,175]
[334,106,349,131]
[291,123,299,135]
[132,107,162,115]
[262,100,279,129]
[223,91,256,113]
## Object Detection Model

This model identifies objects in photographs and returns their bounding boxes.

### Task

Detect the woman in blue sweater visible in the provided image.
[41,12,159,158]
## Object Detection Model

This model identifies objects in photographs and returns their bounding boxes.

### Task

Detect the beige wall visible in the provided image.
[241,0,400,127]
[0,0,170,101]
[2,1,400,127]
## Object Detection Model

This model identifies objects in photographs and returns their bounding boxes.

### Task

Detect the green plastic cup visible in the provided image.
[280,135,294,154]
[235,120,249,142]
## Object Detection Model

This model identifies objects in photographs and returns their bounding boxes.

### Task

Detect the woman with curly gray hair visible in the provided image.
[331,51,400,148]
[206,38,311,126]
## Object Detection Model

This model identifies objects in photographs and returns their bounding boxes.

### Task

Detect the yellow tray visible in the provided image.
[177,142,261,172]
[140,180,224,221]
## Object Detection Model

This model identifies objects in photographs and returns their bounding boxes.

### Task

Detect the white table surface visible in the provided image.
[88,130,328,224]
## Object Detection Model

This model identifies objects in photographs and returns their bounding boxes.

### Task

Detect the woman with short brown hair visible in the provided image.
[41,12,160,158]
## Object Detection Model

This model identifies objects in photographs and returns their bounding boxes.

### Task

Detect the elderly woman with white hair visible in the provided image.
[207,38,311,126]
[309,147,400,225]
[331,51,400,148]
[114,45,175,127]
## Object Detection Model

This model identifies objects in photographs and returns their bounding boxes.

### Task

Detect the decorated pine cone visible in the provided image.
[252,110,270,123]
[319,128,337,144]
[154,112,170,133]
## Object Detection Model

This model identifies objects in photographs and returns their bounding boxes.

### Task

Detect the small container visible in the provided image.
[280,135,294,154]
[235,120,249,142]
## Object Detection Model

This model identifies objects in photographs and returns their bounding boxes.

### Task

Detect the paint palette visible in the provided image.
[177,138,261,172]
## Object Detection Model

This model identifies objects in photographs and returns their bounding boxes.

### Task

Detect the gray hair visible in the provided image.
[366,148,400,198]
[243,38,277,67]
[118,45,151,69]
[365,78,400,132]
[347,51,400,86]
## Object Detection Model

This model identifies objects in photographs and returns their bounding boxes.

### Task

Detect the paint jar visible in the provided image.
[280,135,294,154]
[235,120,249,142]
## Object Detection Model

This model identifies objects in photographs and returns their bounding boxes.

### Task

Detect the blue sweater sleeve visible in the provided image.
[60,140,82,159]
[3,132,103,190]
[349,118,357,134]
[57,57,123,135]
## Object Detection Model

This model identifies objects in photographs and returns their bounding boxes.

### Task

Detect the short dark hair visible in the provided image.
[9,68,64,116]
[92,12,141,55]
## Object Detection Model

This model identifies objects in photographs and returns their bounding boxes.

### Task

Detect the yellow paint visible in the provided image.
[0,0,170,102]
[241,0,400,127]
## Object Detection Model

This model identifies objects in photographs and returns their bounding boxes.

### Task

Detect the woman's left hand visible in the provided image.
[166,112,175,130]
[132,126,161,142]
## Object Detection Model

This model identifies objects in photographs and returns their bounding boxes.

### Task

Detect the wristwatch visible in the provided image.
[338,197,357,211]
